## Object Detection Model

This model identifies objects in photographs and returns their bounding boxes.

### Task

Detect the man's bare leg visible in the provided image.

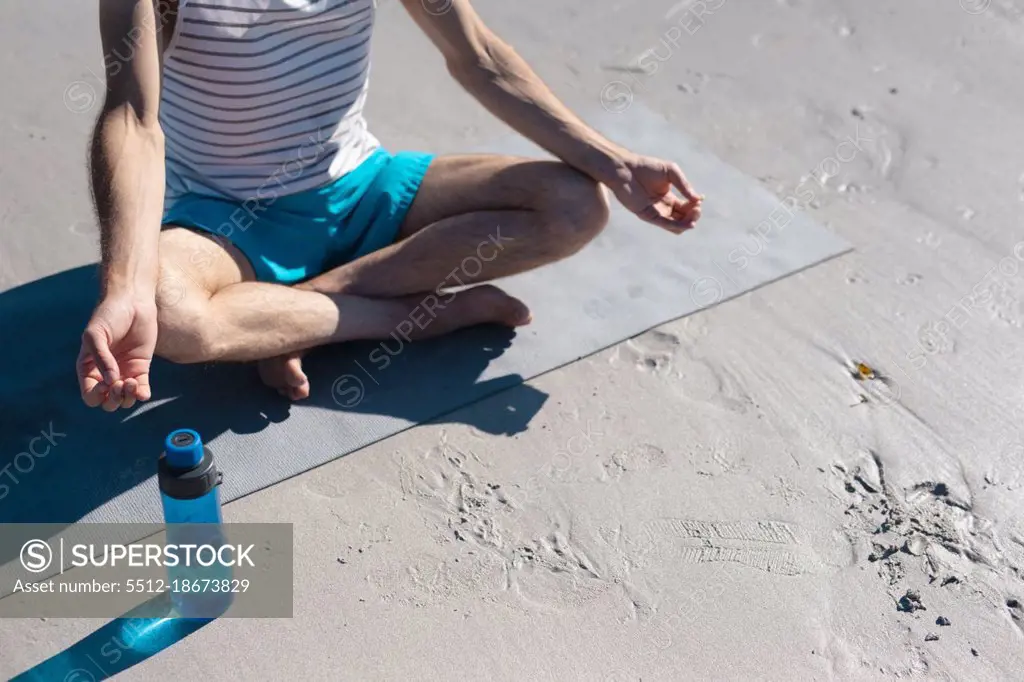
[155,156,608,399]
[257,155,609,398]
[154,229,532,363]
[304,156,609,298]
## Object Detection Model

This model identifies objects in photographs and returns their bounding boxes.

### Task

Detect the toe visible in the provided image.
[283,357,309,399]
[259,352,309,399]
[461,285,532,327]
[285,363,307,388]
[505,298,532,326]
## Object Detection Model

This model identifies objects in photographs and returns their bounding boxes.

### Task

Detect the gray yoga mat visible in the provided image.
[0,103,849,542]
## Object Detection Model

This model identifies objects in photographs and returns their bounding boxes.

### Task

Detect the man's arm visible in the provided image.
[400,0,703,231]
[92,0,166,299]
[77,0,167,410]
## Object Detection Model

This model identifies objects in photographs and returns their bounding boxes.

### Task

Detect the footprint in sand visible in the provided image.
[612,328,752,413]
[691,438,752,478]
[395,434,511,520]
[509,532,618,610]
[762,475,808,505]
[366,549,506,606]
[675,354,753,413]
[391,435,656,618]
[828,448,1024,601]
[600,443,669,481]
[616,330,681,374]
[632,518,820,576]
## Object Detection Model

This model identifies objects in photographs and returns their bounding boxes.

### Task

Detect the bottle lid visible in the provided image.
[159,429,221,500]
[164,429,204,469]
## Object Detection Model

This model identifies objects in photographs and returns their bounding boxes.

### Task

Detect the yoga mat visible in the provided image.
[0,103,849,566]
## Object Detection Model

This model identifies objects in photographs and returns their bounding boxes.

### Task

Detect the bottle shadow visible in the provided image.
[0,265,548,559]
[11,593,213,681]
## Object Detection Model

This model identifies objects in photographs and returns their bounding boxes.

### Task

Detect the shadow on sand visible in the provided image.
[0,264,548,558]
[11,593,214,681]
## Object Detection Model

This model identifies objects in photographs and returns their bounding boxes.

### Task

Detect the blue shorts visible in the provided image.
[162,148,434,284]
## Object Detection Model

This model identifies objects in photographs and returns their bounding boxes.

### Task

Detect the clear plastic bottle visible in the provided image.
[158,429,233,618]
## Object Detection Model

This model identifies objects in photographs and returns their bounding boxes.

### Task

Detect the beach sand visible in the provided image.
[2,0,1024,679]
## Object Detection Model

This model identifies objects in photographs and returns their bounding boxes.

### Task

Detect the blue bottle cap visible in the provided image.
[164,429,204,469]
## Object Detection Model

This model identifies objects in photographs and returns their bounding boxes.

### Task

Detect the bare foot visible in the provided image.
[258,351,310,400]
[258,284,531,400]
[423,284,532,332]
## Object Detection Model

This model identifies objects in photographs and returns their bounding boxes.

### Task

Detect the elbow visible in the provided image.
[97,82,164,137]
[95,103,165,148]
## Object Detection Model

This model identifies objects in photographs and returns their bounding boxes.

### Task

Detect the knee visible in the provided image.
[539,166,610,254]
[154,279,223,364]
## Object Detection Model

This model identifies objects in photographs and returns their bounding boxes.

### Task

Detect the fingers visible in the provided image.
[639,192,703,232]
[639,204,698,234]
[673,204,702,227]
[82,378,109,408]
[663,191,703,221]
[102,380,125,412]
[77,344,103,407]
[82,376,149,411]
[119,377,151,409]
[112,374,154,410]
[668,163,704,203]
[677,203,702,223]
[78,331,151,410]
[82,327,120,385]
[121,378,139,410]
[79,329,117,408]
[133,374,153,402]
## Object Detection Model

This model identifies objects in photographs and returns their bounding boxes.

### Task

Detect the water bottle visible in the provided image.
[158,429,232,617]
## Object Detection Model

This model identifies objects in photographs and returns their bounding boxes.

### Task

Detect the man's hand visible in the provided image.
[605,154,704,234]
[77,294,158,411]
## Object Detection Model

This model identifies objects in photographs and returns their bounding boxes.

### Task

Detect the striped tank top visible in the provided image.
[160,0,379,204]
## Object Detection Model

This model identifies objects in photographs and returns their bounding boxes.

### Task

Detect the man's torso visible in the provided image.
[158,0,379,203]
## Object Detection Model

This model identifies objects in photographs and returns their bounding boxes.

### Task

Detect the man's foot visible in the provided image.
[258,284,530,400]
[258,351,310,401]
[419,283,532,331]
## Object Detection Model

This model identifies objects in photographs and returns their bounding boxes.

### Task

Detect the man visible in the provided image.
[77,0,703,411]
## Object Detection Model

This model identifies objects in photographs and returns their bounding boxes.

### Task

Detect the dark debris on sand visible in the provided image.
[897,589,926,613]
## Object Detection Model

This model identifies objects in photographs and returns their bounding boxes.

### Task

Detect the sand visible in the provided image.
[3,0,1024,679]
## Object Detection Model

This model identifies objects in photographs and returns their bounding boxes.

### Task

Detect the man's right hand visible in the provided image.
[77,294,158,411]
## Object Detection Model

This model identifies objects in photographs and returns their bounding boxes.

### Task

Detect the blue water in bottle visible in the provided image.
[159,429,233,618]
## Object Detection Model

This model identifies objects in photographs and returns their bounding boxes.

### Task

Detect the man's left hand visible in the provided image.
[605,154,704,233]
